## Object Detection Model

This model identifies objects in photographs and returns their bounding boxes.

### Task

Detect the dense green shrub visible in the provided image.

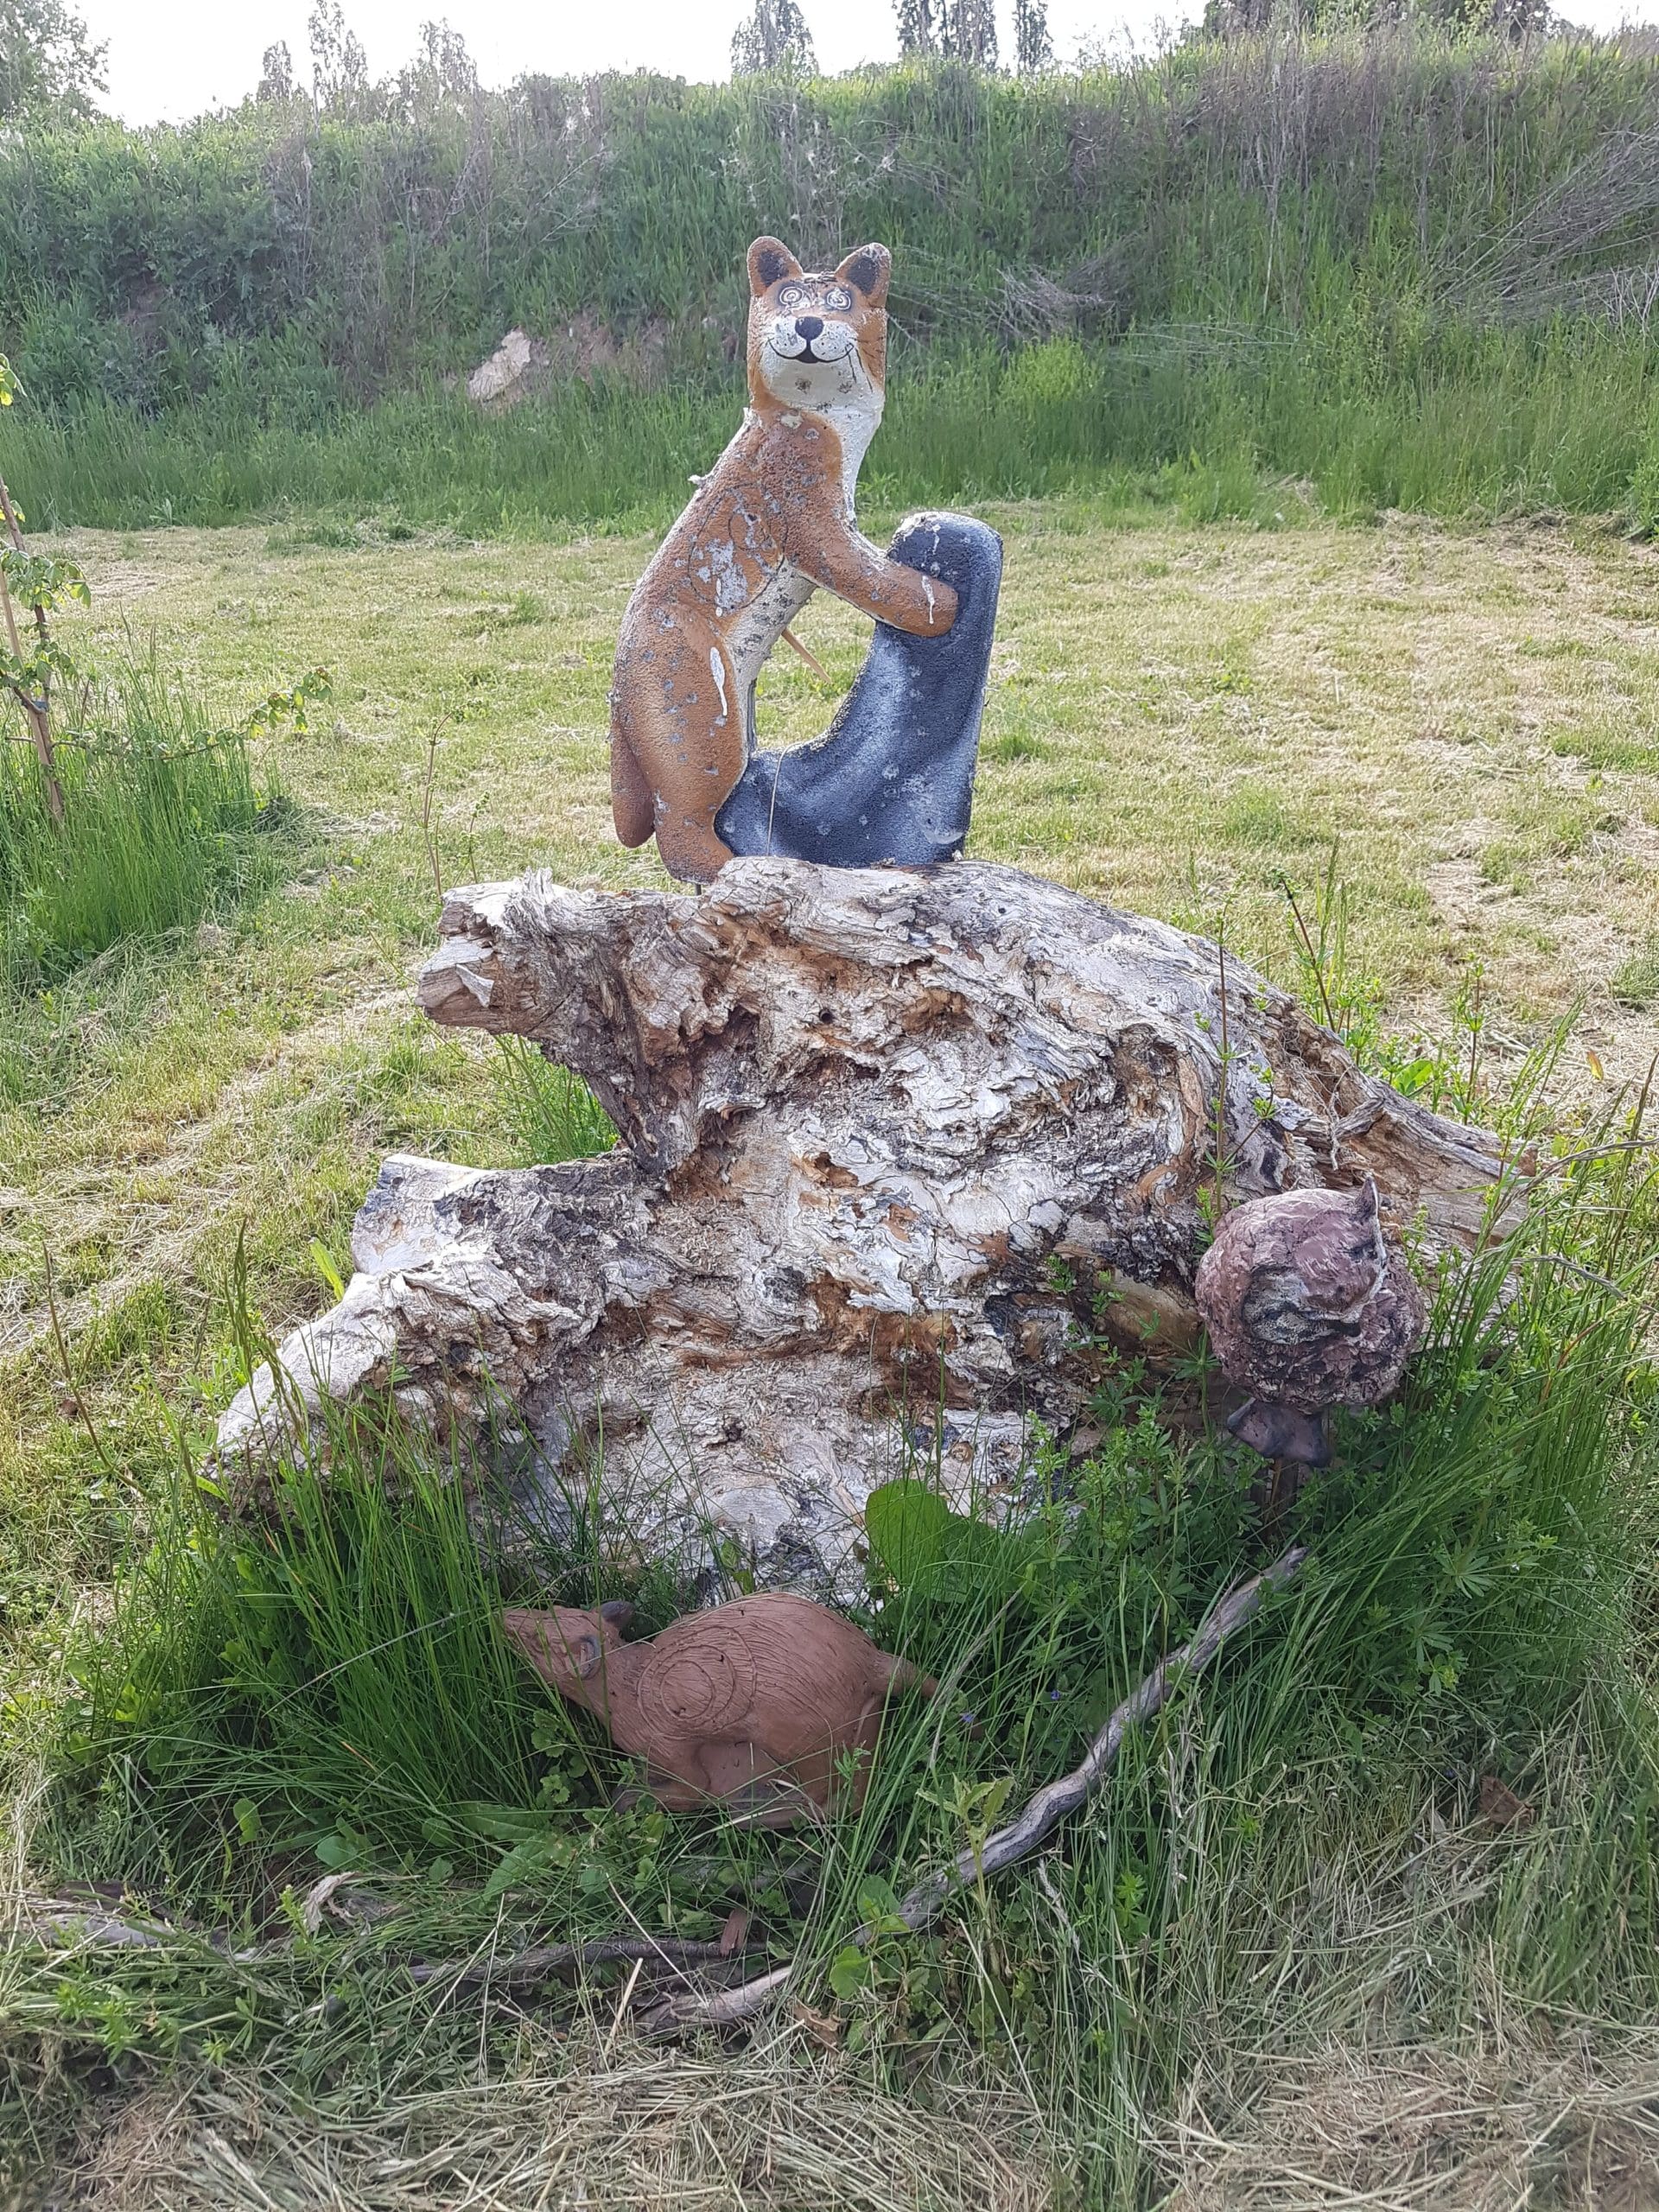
[3,34,1655,395]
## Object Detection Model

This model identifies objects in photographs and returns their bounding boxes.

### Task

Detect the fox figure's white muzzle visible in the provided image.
[766,315,858,364]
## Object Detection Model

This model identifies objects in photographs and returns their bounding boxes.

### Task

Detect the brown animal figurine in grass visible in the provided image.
[502,1594,935,1822]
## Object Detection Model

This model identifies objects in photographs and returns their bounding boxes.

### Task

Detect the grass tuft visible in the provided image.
[0,658,277,984]
[493,1037,616,1164]
[0,652,302,1104]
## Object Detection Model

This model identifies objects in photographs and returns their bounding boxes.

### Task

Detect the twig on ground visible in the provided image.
[18,1898,172,1950]
[405,1936,762,1993]
[15,1899,769,1997]
[638,1544,1308,2033]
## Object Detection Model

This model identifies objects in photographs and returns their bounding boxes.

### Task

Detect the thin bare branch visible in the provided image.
[639,1545,1308,2033]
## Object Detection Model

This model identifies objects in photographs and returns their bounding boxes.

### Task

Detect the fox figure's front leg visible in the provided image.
[646,634,747,884]
[610,586,752,886]
[717,511,1002,871]
[798,519,959,638]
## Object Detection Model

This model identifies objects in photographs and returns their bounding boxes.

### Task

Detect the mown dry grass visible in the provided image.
[32,2019,1659,2211]
[1161,2031,1659,2211]
[46,2020,1052,2212]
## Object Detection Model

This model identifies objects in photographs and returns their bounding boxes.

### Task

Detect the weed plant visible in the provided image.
[4,33,1656,401]
[12,1066,1656,2199]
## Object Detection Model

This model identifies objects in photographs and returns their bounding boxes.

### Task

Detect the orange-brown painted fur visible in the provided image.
[502,1593,933,1819]
[608,236,959,883]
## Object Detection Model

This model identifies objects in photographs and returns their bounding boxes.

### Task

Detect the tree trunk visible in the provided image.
[215,860,1507,1589]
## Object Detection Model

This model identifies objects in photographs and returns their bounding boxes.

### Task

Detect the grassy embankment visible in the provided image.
[1,508,1657,2202]
[1,31,1658,533]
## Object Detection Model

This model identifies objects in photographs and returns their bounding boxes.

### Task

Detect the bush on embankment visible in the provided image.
[1,27,1657,528]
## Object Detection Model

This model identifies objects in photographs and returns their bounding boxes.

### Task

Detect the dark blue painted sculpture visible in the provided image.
[716,512,1003,869]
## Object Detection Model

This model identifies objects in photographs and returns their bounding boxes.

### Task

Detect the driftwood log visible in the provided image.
[215,859,1505,1587]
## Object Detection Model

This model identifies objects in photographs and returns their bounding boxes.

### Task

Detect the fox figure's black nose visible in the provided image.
[794,315,823,343]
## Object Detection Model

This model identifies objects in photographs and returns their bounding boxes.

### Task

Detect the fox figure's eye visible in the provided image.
[822,284,854,311]
[776,283,805,309]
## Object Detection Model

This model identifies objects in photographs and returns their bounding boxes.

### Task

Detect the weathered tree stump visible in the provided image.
[216,860,1507,1587]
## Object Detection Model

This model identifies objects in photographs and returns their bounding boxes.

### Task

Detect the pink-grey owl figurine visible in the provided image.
[1194,1178,1426,1466]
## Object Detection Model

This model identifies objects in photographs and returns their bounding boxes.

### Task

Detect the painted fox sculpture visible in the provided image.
[609,235,1002,882]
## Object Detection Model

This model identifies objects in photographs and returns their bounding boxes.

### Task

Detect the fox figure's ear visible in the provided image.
[748,236,804,296]
[835,243,891,308]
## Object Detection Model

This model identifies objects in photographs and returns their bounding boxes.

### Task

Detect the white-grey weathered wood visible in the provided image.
[214,860,1506,1586]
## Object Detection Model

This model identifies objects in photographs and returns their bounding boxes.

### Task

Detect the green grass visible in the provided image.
[5,504,1659,1579]
[1611,942,1659,1010]
[2,661,271,973]
[5,503,1659,2201]
[493,1036,617,1164]
[5,31,1659,543]
[3,327,1655,536]
[0,651,302,1103]
[4,33,1656,406]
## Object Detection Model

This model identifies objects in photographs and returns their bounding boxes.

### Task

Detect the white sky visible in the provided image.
[89,3,1138,122]
[87,0,1659,125]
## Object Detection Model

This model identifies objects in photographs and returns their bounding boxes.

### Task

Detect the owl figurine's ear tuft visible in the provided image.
[748,236,804,296]
[835,243,891,308]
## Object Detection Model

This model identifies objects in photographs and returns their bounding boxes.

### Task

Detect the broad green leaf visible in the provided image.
[864,1476,1010,1597]
[828,1944,872,2000]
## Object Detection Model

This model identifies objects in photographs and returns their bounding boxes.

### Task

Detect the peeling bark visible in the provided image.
[216,860,1508,1589]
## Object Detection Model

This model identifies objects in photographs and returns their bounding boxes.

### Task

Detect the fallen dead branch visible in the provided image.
[406,1934,765,1993]
[14,1903,767,1999]
[638,1544,1308,2033]
[13,1550,1306,2038]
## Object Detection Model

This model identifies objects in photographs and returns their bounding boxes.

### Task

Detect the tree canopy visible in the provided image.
[0,0,105,125]
[731,0,818,75]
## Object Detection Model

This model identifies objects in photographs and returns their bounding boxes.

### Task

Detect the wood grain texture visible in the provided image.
[216,859,1507,1587]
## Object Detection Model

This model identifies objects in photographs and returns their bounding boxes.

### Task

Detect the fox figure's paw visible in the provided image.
[717,512,1003,870]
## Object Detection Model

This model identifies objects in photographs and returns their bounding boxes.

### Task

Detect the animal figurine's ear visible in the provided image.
[600,1599,635,1630]
[748,236,804,296]
[835,243,891,308]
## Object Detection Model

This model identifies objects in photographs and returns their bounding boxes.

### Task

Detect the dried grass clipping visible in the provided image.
[69,2022,1055,2212]
[1158,2031,1659,2212]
